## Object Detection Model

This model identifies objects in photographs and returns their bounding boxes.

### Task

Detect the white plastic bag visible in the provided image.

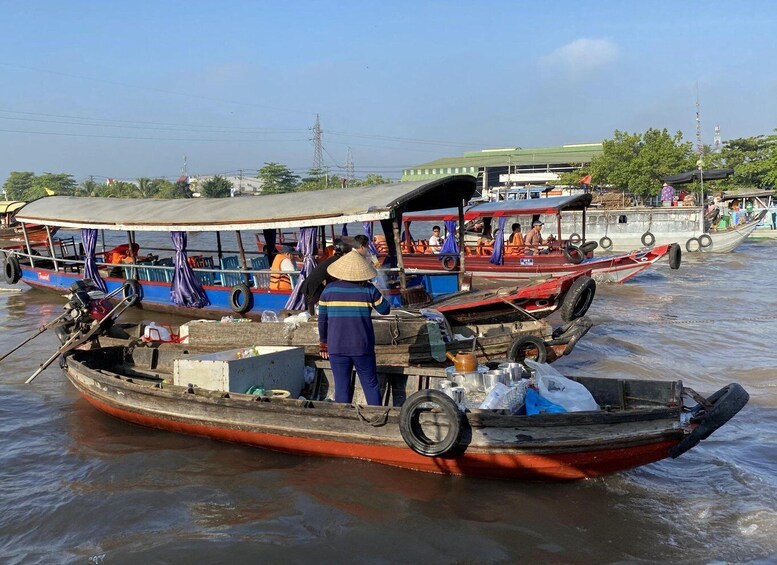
[524,360,599,412]
[261,311,279,323]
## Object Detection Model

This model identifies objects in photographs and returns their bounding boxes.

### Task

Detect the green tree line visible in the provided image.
[2,167,393,201]
[558,129,777,198]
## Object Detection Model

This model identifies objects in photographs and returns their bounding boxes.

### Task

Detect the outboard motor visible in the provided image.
[55,280,114,344]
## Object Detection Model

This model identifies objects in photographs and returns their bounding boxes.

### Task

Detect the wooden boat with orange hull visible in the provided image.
[64,346,749,481]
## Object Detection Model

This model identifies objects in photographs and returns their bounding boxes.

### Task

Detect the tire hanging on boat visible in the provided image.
[579,241,598,255]
[508,335,547,364]
[568,232,582,245]
[669,383,750,459]
[122,279,142,306]
[668,243,682,270]
[685,237,701,252]
[599,236,613,250]
[641,231,656,247]
[3,254,21,284]
[399,389,464,457]
[563,244,585,265]
[698,234,713,249]
[440,254,459,271]
[229,283,253,314]
[559,275,596,322]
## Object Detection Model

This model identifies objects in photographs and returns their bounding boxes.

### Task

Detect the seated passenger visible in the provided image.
[269,245,297,291]
[428,225,442,254]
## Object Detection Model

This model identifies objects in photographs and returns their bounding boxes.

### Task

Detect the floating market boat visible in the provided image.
[0,200,56,249]
[63,344,749,480]
[400,195,680,284]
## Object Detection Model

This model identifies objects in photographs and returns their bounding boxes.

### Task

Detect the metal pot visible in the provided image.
[498,362,528,382]
[482,369,509,390]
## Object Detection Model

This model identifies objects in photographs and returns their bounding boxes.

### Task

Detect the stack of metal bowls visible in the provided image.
[498,362,528,383]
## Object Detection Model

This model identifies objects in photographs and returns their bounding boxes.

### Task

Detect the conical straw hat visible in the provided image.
[327,250,377,282]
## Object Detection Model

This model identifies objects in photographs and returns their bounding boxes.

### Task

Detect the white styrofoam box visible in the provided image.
[173,346,305,395]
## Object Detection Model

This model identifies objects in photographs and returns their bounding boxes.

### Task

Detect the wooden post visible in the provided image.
[21,223,34,268]
[391,217,406,290]
[235,231,249,284]
[458,199,466,283]
[581,208,587,243]
[556,213,562,247]
[45,226,59,272]
[216,231,223,263]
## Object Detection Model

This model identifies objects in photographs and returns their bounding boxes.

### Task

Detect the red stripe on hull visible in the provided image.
[78,391,678,481]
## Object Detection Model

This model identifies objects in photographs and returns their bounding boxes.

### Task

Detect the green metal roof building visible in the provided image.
[401,143,603,194]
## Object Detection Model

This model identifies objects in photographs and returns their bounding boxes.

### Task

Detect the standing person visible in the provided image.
[300,239,350,314]
[269,245,297,291]
[661,182,674,207]
[351,234,380,267]
[318,250,390,405]
[428,225,442,253]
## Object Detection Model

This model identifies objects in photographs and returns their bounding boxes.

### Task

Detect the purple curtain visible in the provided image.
[490,217,507,265]
[362,222,378,255]
[284,227,319,310]
[170,231,209,308]
[439,219,458,255]
[341,224,348,236]
[80,228,107,292]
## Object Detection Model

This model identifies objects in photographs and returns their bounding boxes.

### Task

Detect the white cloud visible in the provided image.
[539,38,619,81]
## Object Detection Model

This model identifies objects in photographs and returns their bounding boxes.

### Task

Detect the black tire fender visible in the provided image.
[563,244,585,265]
[641,231,656,247]
[559,276,596,322]
[568,232,582,245]
[440,254,459,271]
[508,335,548,364]
[3,254,21,284]
[685,237,701,252]
[579,241,598,255]
[122,279,142,306]
[599,236,613,250]
[399,389,464,457]
[229,283,253,314]
[698,234,713,249]
[669,383,750,458]
[669,243,682,270]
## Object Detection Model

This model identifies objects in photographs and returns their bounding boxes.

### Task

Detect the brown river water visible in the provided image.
[1,237,777,564]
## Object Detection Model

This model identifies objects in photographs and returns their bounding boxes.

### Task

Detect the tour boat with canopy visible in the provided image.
[400,194,681,284]
[1,177,592,322]
[0,200,56,249]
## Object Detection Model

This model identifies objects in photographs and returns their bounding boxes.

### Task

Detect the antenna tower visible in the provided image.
[181,155,188,177]
[714,124,721,152]
[345,147,355,186]
[312,114,324,172]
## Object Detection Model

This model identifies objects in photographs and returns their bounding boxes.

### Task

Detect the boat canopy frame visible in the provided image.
[403,194,593,222]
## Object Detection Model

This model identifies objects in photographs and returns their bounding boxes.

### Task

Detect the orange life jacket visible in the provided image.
[269,254,291,291]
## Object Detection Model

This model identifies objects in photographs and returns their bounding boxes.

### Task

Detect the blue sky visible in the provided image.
[0,1,775,184]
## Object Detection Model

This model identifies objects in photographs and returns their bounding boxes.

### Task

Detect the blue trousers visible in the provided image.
[329,353,382,406]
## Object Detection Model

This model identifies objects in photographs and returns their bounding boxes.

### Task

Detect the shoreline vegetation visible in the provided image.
[3,129,776,201]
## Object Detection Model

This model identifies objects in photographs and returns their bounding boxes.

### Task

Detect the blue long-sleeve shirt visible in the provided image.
[318,280,390,355]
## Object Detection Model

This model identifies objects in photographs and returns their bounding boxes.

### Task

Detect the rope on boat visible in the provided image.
[592,315,777,326]
[356,405,390,427]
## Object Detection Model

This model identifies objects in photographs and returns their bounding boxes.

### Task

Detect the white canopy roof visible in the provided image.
[15,176,476,232]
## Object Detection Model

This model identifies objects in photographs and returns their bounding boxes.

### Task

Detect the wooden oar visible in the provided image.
[0,311,70,363]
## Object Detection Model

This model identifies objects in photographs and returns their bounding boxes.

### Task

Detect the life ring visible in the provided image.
[560,275,596,322]
[229,283,253,314]
[399,389,464,457]
[669,383,750,459]
[563,244,585,265]
[698,234,713,249]
[440,254,459,271]
[568,232,582,245]
[641,231,656,247]
[599,236,613,250]
[508,335,547,364]
[685,237,700,252]
[579,241,598,255]
[3,254,21,284]
[669,243,682,270]
[122,279,142,306]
